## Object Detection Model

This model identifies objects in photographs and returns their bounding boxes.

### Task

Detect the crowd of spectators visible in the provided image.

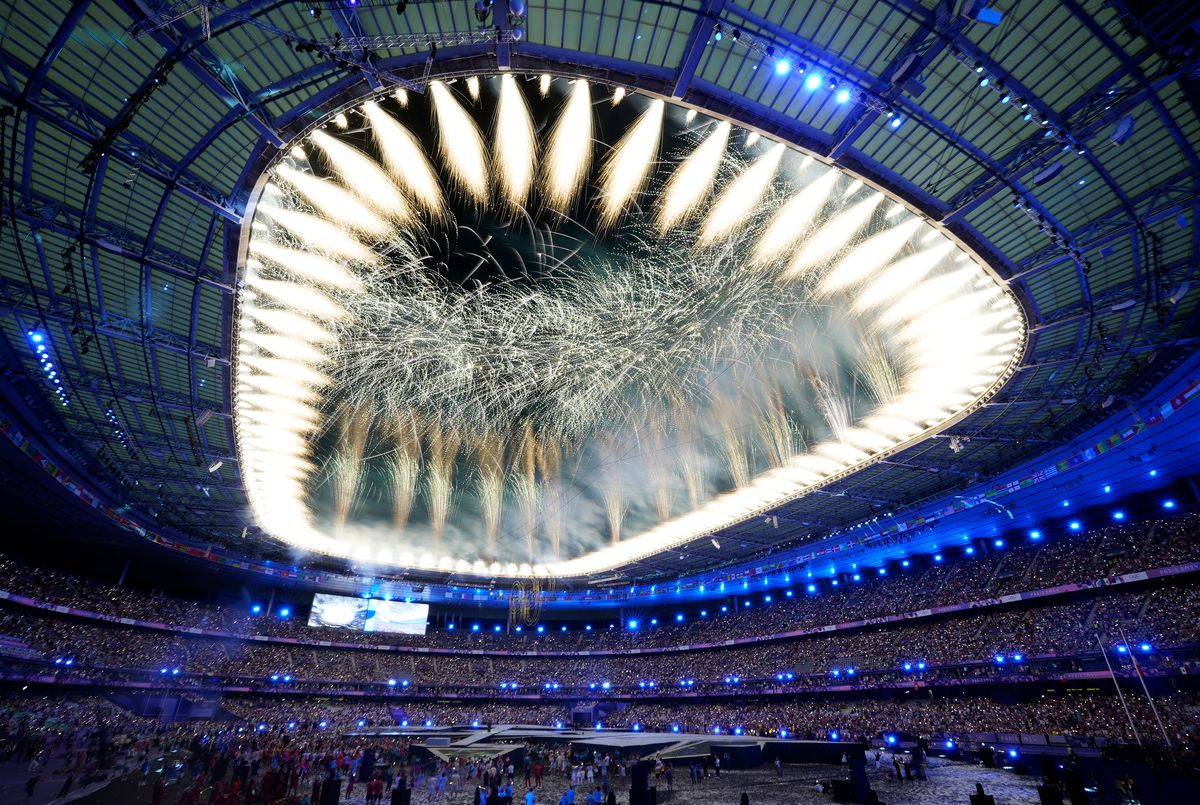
[1,581,1197,695]
[0,513,1195,654]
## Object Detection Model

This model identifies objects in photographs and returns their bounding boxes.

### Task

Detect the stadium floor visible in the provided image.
[0,755,1039,805]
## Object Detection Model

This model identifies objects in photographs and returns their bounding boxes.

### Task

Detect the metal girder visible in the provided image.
[1012,180,1199,281]
[0,277,224,366]
[2,190,233,294]
[940,48,1183,217]
[0,52,241,223]
[122,0,285,147]
[671,0,724,98]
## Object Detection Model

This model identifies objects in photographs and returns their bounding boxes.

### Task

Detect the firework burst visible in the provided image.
[234,75,1025,578]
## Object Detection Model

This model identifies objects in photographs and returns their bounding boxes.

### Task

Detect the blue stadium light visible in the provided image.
[764,594,772,602]
[774,59,791,76]
[713,727,721,734]
[676,613,685,622]
[1062,500,1070,508]
[830,731,840,741]
[831,669,840,677]
[628,619,638,630]
[595,722,603,730]
[447,623,455,630]
[933,553,943,562]
[733,727,744,735]
[279,607,290,618]
[1029,530,1041,540]
[903,662,912,671]
[836,89,851,104]
[886,735,898,745]
[780,729,789,738]
[852,573,861,582]
[1113,511,1125,521]
[357,719,365,728]
[806,583,817,593]
[945,739,955,749]
[555,721,564,728]
[514,625,523,632]
[901,559,910,568]
[917,662,927,671]
[1140,643,1152,652]
[979,77,990,87]
[499,682,508,690]
[388,678,398,687]
[1007,749,1019,759]
[1149,469,1158,477]
[494,624,502,632]
[1103,485,1112,493]
[472,623,480,632]
[282,674,291,682]
[786,590,794,597]
[29,333,42,343]
[699,611,707,618]
[251,604,262,614]
[994,654,1005,664]
[890,116,903,129]
[847,668,855,676]
[161,668,169,674]
[1116,645,1128,654]
[965,546,975,555]
[585,624,593,631]
[1163,499,1176,509]
[633,723,641,732]
[270,673,279,681]
[994,539,1005,548]
[472,720,480,728]
[258,723,267,731]
[713,30,723,42]
[319,721,328,729]
[1069,521,1082,531]
[671,725,681,733]
[743,600,751,608]
[601,681,611,690]
[804,73,822,90]
[1012,654,1023,662]
[878,568,887,576]
[561,625,568,631]
[831,579,839,586]
[721,605,729,613]
[424,719,433,727]
[651,618,659,625]
[401,720,409,726]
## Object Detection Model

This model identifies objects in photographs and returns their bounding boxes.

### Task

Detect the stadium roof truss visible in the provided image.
[0,0,1198,583]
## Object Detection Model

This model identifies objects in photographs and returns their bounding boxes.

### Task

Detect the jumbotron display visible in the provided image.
[307,593,430,635]
[235,75,1024,578]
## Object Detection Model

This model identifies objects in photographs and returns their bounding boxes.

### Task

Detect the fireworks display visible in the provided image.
[235,75,1024,579]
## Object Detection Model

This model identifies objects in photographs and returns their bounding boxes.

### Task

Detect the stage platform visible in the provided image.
[344,724,862,766]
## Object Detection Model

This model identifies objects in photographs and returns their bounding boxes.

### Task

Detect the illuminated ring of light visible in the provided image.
[234,74,1025,579]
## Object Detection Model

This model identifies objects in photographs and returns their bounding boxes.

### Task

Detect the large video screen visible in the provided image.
[365,600,430,635]
[307,593,369,630]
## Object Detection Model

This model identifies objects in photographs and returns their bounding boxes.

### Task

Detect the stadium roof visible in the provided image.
[1,0,1198,589]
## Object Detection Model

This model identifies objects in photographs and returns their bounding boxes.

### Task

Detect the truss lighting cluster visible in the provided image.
[710,22,898,121]
[27,331,69,407]
[105,404,131,451]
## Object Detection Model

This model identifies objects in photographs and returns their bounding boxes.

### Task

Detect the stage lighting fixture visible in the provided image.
[713,29,722,42]
[1140,643,1152,652]
[1029,530,1041,539]
[890,116,903,128]
[388,678,397,686]
[886,735,897,745]
[901,559,910,567]
[878,568,887,576]
[628,619,638,630]
[278,607,290,618]
[775,59,791,76]
[471,623,480,631]
[251,604,262,614]
[537,625,544,633]
[672,725,680,732]
[493,624,502,632]
[831,731,840,741]
[945,739,955,749]
[1163,499,1176,509]
[965,546,975,555]
[447,623,455,630]
[994,538,1004,547]
[1113,511,1125,520]
[979,77,989,87]
[1069,521,1081,531]
[307,6,321,18]
[804,73,821,90]
[806,583,817,593]
[1012,654,1023,662]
